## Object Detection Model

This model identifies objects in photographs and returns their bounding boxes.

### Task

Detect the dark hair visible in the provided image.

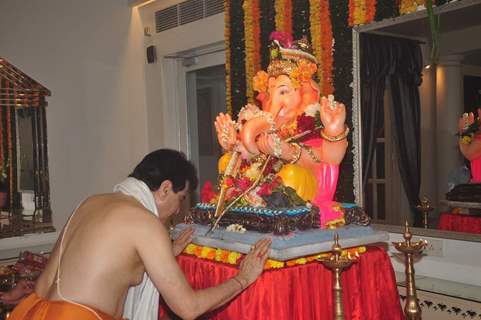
[129,149,198,193]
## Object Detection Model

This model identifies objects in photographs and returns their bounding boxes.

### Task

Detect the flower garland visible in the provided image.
[229,0,247,116]
[365,0,376,23]
[349,0,377,26]
[399,0,436,15]
[224,0,232,115]
[274,0,293,34]
[399,0,419,15]
[319,0,334,95]
[252,0,262,74]
[243,0,255,103]
[309,0,324,93]
[183,243,367,270]
[243,0,262,103]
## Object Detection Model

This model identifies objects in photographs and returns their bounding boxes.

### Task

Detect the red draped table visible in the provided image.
[438,212,481,233]
[160,246,403,320]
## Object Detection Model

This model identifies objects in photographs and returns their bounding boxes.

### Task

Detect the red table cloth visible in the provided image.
[438,212,481,234]
[160,246,403,320]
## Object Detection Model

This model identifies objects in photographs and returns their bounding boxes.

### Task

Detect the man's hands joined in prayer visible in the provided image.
[172,227,194,256]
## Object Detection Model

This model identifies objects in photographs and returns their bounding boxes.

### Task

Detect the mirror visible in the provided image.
[353,0,481,239]
[17,108,35,191]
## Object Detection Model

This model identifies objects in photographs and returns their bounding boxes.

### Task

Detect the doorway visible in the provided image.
[182,50,226,202]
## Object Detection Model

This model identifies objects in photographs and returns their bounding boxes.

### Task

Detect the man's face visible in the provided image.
[155,181,190,219]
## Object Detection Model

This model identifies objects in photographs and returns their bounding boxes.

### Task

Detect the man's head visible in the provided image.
[129,149,198,216]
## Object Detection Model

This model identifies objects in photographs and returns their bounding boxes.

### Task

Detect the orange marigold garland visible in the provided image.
[252,0,262,74]
[320,0,334,95]
[365,0,376,23]
[183,243,367,270]
[400,0,418,15]
[284,0,293,35]
[349,0,376,26]
[243,0,255,102]
[275,0,283,31]
[224,0,232,115]
[253,70,269,93]
[309,0,324,94]
[275,0,292,34]
[348,0,356,26]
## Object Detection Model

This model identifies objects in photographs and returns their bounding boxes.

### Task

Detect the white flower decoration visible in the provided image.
[304,103,320,117]
[226,224,246,234]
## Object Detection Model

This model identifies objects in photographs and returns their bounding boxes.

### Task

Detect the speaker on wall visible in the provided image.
[146,45,156,64]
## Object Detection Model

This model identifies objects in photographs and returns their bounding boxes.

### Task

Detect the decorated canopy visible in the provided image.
[0,57,51,217]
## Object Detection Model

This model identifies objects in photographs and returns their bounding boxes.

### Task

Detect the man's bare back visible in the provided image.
[10,149,271,320]
[35,193,154,317]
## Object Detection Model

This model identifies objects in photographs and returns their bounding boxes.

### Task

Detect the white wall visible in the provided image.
[138,1,225,153]
[0,0,149,230]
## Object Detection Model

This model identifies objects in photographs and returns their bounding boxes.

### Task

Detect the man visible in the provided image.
[9,149,271,320]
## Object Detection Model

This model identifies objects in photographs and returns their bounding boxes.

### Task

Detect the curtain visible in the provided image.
[161,247,403,320]
[360,33,423,225]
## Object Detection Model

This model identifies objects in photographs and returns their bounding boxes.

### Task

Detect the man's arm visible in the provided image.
[132,211,270,320]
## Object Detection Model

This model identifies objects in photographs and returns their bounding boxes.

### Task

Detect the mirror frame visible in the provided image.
[351,0,481,243]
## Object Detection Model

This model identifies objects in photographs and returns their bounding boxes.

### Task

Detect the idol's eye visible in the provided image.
[279,87,290,95]
[276,85,290,95]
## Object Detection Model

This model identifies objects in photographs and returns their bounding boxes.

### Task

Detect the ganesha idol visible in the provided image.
[205,33,350,229]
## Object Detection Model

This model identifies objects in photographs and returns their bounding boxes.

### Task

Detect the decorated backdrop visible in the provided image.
[224,0,450,202]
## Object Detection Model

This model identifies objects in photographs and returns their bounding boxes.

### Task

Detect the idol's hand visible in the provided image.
[257,133,298,161]
[238,103,260,122]
[458,109,481,134]
[256,132,277,157]
[214,113,237,151]
[172,227,194,256]
[320,96,346,137]
[236,238,271,287]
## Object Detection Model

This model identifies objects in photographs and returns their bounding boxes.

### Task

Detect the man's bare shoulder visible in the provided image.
[84,193,162,227]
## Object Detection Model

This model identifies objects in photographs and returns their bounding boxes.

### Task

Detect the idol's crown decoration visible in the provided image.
[253,31,318,92]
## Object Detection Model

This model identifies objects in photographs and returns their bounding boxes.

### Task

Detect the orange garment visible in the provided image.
[8,292,123,320]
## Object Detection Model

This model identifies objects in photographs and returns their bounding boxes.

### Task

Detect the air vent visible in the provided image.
[155,0,224,33]
[155,6,178,32]
[205,0,224,17]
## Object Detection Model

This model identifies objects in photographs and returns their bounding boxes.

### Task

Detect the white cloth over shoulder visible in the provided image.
[114,177,160,320]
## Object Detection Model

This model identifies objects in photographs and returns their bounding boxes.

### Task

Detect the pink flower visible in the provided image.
[297,114,315,133]
[225,188,241,201]
[236,177,252,192]
[269,31,293,48]
[200,181,216,203]
[257,183,273,197]
[257,177,282,197]
[224,177,234,187]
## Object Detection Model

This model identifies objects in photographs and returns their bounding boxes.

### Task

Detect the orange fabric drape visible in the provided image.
[9,293,124,320]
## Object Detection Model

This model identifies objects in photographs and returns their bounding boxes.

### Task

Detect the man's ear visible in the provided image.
[157,180,173,200]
